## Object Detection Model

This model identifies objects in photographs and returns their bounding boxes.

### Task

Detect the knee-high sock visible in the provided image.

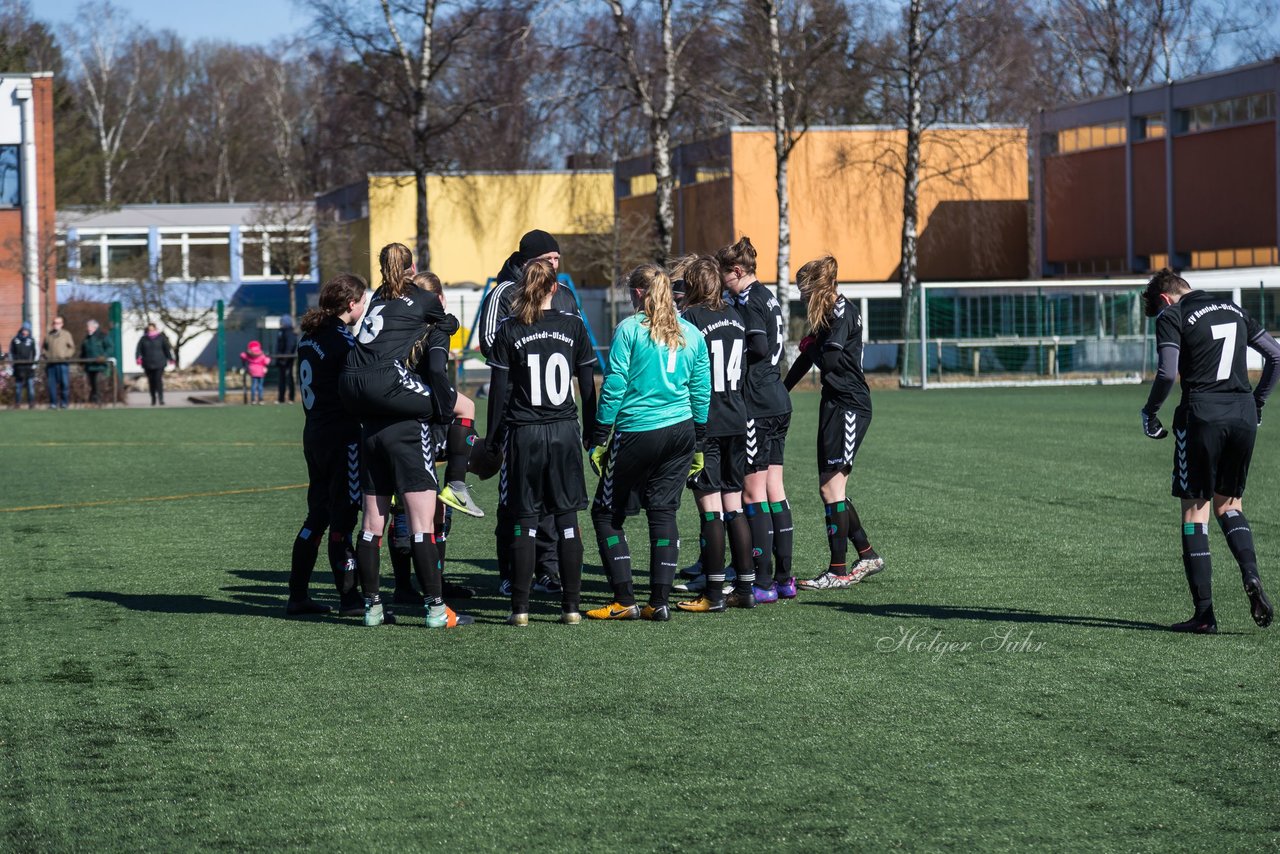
[744,501,773,583]
[648,509,679,607]
[327,531,356,596]
[536,513,561,580]
[509,517,538,613]
[356,531,381,601]
[592,508,634,605]
[1181,522,1213,617]
[289,524,322,599]
[495,515,514,583]
[724,510,756,592]
[1217,510,1259,581]
[771,500,793,580]
[555,512,584,613]
[411,532,443,605]
[824,500,849,573]
[699,511,726,604]
[444,417,476,487]
[847,502,877,558]
[435,504,453,566]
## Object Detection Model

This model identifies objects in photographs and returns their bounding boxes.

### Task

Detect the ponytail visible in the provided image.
[797,256,839,332]
[715,236,757,275]
[512,259,558,325]
[378,242,414,300]
[629,264,685,349]
[301,273,367,335]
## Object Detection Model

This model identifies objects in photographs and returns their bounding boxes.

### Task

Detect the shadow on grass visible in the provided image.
[67,590,315,622]
[806,599,1175,632]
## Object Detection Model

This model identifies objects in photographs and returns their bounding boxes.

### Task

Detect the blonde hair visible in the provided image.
[512,259,558,325]
[797,255,839,331]
[680,255,723,311]
[715,236,757,275]
[412,271,442,295]
[629,264,685,349]
[378,243,414,299]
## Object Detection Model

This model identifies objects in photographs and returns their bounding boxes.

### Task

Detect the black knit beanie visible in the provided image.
[518,229,560,261]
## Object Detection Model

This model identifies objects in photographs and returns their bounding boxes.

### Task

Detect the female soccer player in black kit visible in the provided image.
[339,243,471,629]
[285,273,367,617]
[484,260,599,625]
[673,256,758,612]
[785,256,884,589]
[1140,268,1280,633]
[717,237,796,602]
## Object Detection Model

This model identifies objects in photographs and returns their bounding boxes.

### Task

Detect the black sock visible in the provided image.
[436,504,453,566]
[1217,510,1259,582]
[745,501,773,584]
[356,531,381,600]
[724,510,756,593]
[411,532,443,605]
[327,532,357,597]
[389,545,414,593]
[445,417,476,487]
[771,500,793,581]
[555,512,584,613]
[495,516,514,583]
[510,518,537,613]
[288,524,322,600]
[1181,522,1214,618]
[825,500,850,573]
[847,503,877,559]
[593,510,634,605]
[699,511,726,604]
[648,510,679,607]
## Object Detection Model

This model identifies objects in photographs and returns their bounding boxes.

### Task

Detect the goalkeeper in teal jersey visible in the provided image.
[586,264,711,622]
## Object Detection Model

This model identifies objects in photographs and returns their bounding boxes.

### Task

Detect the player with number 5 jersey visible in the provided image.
[718,236,796,603]
[286,273,368,618]
[1140,268,1280,634]
[485,259,599,626]
[587,264,710,622]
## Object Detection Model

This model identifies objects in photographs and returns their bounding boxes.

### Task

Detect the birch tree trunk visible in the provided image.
[764,0,790,345]
[381,0,437,268]
[898,0,924,381]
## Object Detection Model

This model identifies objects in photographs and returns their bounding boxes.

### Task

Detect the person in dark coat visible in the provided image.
[81,318,113,405]
[135,322,175,406]
[8,321,38,409]
[276,315,299,404]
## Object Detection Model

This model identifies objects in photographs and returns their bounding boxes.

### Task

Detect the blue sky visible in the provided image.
[36,0,307,46]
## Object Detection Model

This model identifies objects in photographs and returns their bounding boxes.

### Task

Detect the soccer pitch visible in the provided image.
[2,387,1277,851]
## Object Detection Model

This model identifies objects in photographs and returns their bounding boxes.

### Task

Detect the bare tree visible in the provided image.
[115,255,228,368]
[248,201,316,321]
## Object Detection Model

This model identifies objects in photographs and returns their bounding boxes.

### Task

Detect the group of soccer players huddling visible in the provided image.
[282,228,885,628]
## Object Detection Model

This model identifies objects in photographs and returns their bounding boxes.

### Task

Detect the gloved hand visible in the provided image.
[1256,398,1264,427]
[1141,409,1168,439]
[688,451,705,478]
[799,335,815,354]
[589,444,608,477]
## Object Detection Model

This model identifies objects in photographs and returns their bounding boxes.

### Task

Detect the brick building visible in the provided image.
[0,73,56,340]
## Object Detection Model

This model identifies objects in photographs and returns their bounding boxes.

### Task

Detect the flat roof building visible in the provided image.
[0,72,56,337]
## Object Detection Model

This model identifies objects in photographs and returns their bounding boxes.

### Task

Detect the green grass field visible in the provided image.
[2,386,1278,851]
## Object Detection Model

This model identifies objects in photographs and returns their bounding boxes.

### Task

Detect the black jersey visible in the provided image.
[298,316,358,433]
[1156,290,1265,396]
[347,284,446,370]
[736,281,792,417]
[682,303,747,436]
[479,276,581,358]
[488,310,597,425]
[815,296,871,412]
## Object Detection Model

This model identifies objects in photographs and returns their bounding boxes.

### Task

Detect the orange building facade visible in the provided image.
[0,73,56,339]
[616,125,1029,284]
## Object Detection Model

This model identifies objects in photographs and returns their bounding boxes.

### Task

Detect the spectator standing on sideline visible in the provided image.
[43,315,75,409]
[135,322,175,406]
[81,318,113,406]
[276,315,298,404]
[8,321,38,409]
[241,341,272,405]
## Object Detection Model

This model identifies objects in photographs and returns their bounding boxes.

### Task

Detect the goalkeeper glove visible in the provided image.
[589,444,608,476]
[1256,397,1264,427]
[688,451,705,479]
[1141,409,1168,439]
[799,334,816,354]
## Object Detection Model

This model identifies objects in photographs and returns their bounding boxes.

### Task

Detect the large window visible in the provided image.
[242,228,311,280]
[159,230,232,280]
[1176,93,1275,134]
[0,146,18,207]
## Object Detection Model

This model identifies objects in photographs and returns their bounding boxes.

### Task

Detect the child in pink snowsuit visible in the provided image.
[240,341,272,404]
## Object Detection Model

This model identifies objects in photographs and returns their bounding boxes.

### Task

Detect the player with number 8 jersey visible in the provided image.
[485,260,599,625]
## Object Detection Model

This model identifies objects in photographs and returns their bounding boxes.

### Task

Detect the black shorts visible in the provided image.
[745,413,789,473]
[360,417,438,496]
[594,420,695,518]
[302,427,361,534]
[339,361,438,421]
[689,434,746,493]
[817,402,871,473]
[1172,394,1256,500]
[499,420,588,517]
